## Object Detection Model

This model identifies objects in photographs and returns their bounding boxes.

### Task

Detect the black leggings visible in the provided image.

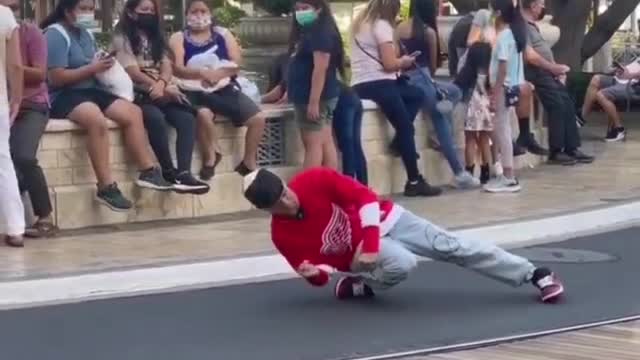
[353,79,425,181]
[139,101,197,174]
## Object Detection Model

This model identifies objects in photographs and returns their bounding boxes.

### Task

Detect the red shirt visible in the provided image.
[271,168,402,287]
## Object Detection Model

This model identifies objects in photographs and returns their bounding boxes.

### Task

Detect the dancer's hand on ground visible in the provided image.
[298,260,320,278]
[356,253,378,272]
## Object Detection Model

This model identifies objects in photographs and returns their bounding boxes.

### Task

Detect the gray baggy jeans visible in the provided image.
[350,210,536,290]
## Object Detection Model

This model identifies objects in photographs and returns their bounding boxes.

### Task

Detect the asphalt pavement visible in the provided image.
[0,227,638,360]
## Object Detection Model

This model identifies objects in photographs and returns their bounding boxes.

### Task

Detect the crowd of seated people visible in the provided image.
[1,0,600,247]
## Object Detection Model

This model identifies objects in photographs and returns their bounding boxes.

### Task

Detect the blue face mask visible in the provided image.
[295,9,318,26]
[75,12,95,28]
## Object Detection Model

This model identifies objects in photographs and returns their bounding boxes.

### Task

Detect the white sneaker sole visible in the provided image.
[541,284,564,302]
[135,179,173,191]
[483,184,522,193]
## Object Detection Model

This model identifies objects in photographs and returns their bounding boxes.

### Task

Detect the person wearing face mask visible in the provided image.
[40,0,173,212]
[286,0,343,169]
[112,0,210,194]
[169,0,266,178]
[522,0,594,164]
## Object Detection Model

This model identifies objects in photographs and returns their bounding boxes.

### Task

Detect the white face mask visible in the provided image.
[187,15,211,29]
[75,12,95,28]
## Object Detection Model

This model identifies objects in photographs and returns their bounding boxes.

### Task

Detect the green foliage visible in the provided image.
[213,4,248,28]
[253,0,296,16]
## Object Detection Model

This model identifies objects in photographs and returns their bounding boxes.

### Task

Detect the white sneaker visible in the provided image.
[483,175,521,193]
[454,171,481,189]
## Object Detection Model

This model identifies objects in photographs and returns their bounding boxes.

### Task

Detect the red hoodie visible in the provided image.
[271,168,403,287]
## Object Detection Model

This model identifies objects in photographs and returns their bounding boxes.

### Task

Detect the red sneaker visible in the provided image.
[534,271,564,303]
[334,277,375,300]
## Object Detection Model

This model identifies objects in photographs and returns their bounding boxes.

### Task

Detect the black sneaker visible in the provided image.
[173,171,210,195]
[605,127,625,142]
[480,164,490,184]
[404,176,442,197]
[566,149,594,164]
[95,183,133,212]
[513,141,526,156]
[526,139,549,156]
[548,152,577,166]
[136,167,173,191]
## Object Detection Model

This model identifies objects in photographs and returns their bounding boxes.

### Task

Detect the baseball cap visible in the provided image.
[242,169,285,209]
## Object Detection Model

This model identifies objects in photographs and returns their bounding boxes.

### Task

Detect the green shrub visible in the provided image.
[214,4,248,28]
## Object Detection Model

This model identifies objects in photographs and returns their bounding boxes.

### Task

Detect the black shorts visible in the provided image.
[184,84,261,127]
[50,88,120,119]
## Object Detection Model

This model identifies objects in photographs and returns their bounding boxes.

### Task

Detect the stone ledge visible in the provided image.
[31,98,547,229]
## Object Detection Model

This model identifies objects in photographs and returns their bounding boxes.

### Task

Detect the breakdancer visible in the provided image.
[243,167,564,302]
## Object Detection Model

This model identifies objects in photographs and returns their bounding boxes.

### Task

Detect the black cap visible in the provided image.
[242,169,285,209]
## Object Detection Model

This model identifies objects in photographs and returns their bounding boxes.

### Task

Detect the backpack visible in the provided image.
[45,24,134,102]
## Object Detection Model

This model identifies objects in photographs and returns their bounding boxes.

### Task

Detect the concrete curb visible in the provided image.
[1,200,640,310]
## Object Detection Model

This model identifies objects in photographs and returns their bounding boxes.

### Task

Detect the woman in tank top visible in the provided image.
[169,0,266,178]
[397,0,478,189]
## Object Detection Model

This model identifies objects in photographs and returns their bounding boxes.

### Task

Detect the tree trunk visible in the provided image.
[581,0,640,63]
[549,0,592,69]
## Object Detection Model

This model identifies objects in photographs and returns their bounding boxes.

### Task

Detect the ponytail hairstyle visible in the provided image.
[454,41,492,93]
[40,0,85,29]
[490,0,527,53]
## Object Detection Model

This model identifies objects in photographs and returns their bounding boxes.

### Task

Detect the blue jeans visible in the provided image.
[407,68,464,175]
[333,88,368,185]
[350,209,536,290]
[353,79,425,182]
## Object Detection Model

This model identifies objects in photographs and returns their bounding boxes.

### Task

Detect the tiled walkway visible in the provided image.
[1,124,638,281]
[413,319,640,360]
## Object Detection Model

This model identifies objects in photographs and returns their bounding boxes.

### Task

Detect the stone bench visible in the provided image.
[33,100,546,229]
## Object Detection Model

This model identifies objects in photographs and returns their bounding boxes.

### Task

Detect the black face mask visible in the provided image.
[135,13,158,31]
[537,7,546,21]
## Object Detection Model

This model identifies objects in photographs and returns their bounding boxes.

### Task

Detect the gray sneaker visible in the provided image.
[95,183,133,212]
[483,175,521,193]
[136,167,174,191]
[453,171,481,189]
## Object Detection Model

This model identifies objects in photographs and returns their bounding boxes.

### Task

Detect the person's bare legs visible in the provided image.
[595,90,623,128]
[104,100,155,170]
[582,75,601,119]
[67,102,113,187]
[301,128,324,169]
[242,113,266,171]
[321,126,338,169]
[196,108,222,180]
[464,131,478,168]
[479,131,493,166]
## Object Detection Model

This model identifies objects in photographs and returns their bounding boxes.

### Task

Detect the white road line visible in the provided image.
[349,314,640,360]
[1,201,640,310]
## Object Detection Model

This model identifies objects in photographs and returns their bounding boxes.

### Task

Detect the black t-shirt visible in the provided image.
[287,20,341,105]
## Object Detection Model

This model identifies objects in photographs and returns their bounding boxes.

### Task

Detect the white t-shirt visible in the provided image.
[350,19,397,86]
[0,6,18,114]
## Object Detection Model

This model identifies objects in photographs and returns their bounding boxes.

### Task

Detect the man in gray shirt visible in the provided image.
[522,0,594,165]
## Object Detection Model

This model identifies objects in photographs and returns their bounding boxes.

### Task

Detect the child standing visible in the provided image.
[455,42,493,185]
[484,0,528,193]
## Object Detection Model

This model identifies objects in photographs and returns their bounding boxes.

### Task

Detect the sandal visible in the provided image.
[5,235,24,247]
[200,152,222,181]
[24,221,59,238]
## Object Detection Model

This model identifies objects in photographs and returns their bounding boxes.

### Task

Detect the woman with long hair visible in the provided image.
[484,0,527,193]
[350,0,440,197]
[397,0,478,189]
[41,0,172,212]
[169,0,265,177]
[112,0,209,194]
[286,0,342,169]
